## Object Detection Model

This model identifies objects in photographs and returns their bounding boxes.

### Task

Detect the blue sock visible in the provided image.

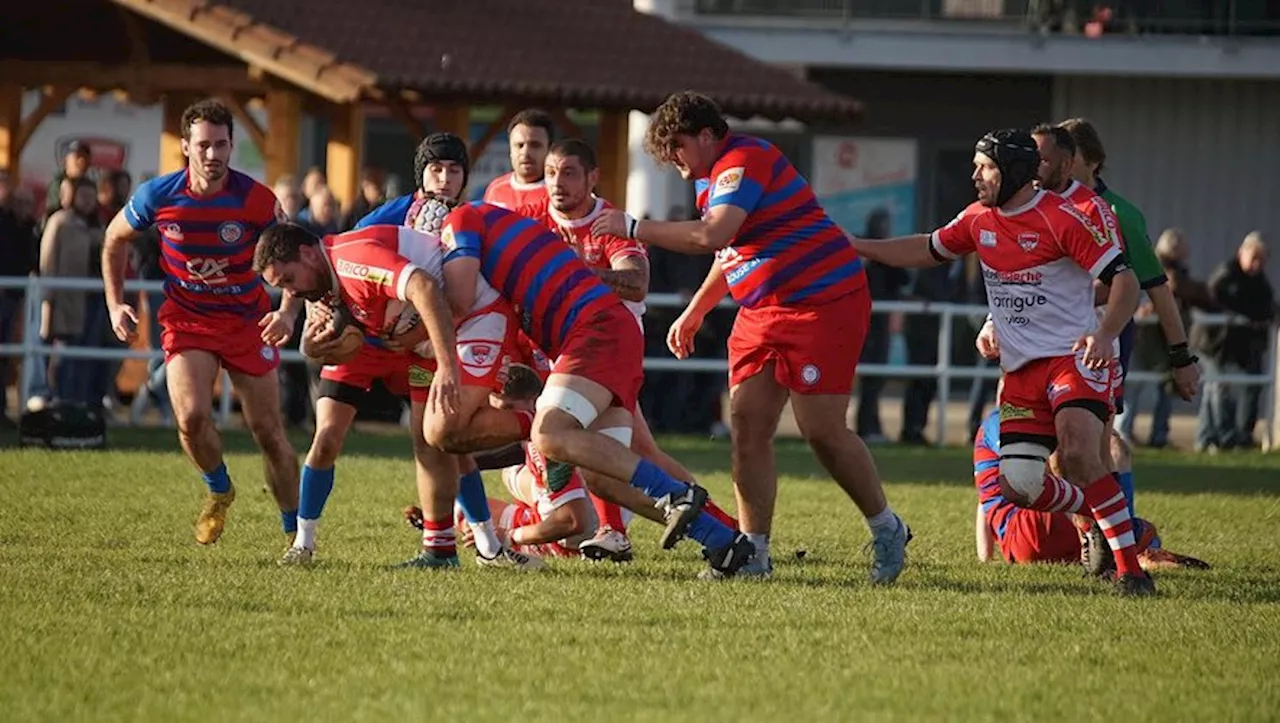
[281,509,298,534]
[201,462,231,495]
[299,465,336,520]
[456,469,491,524]
[688,511,736,550]
[628,459,689,499]
[1117,470,1136,518]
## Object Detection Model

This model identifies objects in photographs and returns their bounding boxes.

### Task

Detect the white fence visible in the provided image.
[1,275,1276,447]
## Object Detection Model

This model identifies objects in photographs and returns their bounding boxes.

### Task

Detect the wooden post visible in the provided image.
[264,87,302,186]
[433,103,469,138]
[159,92,191,174]
[326,101,364,211]
[596,109,630,207]
[0,83,24,180]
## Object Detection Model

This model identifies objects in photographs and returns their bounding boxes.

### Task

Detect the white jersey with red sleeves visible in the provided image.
[483,172,548,210]
[519,196,648,321]
[319,225,445,344]
[930,190,1123,372]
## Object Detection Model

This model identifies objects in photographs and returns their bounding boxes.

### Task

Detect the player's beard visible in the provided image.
[195,161,227,184]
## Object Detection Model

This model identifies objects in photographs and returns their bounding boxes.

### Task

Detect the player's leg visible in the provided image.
[532,375,751,575]
[724,364,789,576]
[228,368,301,538]
[166,349,237,544]
[398,398,463,568]
[279,386,360,565]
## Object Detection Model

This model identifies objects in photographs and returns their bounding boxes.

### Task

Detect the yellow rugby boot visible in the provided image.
[195,483,236,545]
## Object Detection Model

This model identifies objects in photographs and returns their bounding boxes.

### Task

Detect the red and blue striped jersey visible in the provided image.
[440,202,619,358]
[696,134,865,309]
[124,169,279,324]
[974,409,1015,542]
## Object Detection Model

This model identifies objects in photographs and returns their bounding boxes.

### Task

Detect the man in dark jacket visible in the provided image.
[1192,233,1275,450]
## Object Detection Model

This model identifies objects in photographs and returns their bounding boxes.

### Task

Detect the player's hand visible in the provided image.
[429,362,461,418]
[258,309,297,346]
[108,303,140,343]
[590,208,630,239]
[976,320,1000,360]
[1072,333,1115,370]
[1171,362,1200,401]
[667,310,705,360]
[388,324,429,355]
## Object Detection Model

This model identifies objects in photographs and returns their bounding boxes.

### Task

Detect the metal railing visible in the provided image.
[1,275,1275,447]
[690,0,1280,37]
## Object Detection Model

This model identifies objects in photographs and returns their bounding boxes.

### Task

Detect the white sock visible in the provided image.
[471,520,503,559]
[295,518,318,550]
[745,532,770,563]
[866,506,898,534]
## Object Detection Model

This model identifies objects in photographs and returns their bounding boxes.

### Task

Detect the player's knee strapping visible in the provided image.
[535,385,599,429]
[999,442,1052,502]
[597,426,633,448]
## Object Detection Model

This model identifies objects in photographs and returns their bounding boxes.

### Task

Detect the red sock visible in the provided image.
[514,410,534,440]
[590,494,628,532]
[1082,473,1142,577]
[703,498,739,531]
[1028,474,1086,513]
[422,517,457,558]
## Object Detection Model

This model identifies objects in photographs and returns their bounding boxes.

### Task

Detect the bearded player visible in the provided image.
[430,200,754,577]
[593,92,908,582]
[102,98,300,546]
[277,133,469,566]
[517,138,705,563]
[852,128,1155,596]
[483,108,552,209]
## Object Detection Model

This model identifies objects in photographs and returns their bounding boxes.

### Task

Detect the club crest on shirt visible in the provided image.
[218,221,244,245]
[159,222,183,241]
[1017,232,1039,253]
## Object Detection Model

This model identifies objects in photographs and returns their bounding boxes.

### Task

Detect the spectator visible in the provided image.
[854,208,906,444]
[44,177,76,226]
[301,167,327,201]
[899,257,964,445]
[273,175,305,221]
[0,175,39,426]
[97,170,131,225]
[1192,232,1276,451]
[340,165,388,230]
[298,186,339,236]
[38,178,102,403]
[45,141,92,218]
[1117,228,1213,447]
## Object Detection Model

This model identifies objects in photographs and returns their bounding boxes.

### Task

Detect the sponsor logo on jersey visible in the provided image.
[217,221,244,245]
[984,268,1042,286]
[979,229,997,247]
[440,225,456,250]
[1058,201,1110,247]
[186,257,230,284]
[1017,232,1040,253]
[711,167,745,199]
[1092,198,1123,246]
[990,294,1048,313]
[407,364,434,387]
[998,402,1035,421]
[336,258,394,285]
[159,222,183,241]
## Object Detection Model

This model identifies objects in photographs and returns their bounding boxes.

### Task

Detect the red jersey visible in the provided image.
[1059,180,1125,250]
[518,196,648,320]
[930,190,1123,372]
[320,225,447,348]
[696,133,866,309]
[440,202,620,359]
[123,168,279,324]
[483,172,547,210]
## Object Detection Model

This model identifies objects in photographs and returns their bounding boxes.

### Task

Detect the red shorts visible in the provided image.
[553,305,644,412]
[160,307,279,377]
[999,509,1082,564]
[728,288,869,394]
[456,300,526,394]
[320,343,413,396]
[999,352,1116,439]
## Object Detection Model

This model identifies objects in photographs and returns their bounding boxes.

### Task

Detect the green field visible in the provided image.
[2,429,1278,722]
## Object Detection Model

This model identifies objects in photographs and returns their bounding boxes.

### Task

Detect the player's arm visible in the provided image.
[668,262,729,359]
[102,210,142,314]
[596,253,649,303]
[510,498,592,547]
[402,269,458,373]
[628,205,748,254]
[975,502,994,563]
[849,233,945,269]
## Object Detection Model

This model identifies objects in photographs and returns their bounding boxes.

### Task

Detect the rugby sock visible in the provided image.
[628,459,690,500]
[687,512,736,550]
[422,517,457,558]
[456,469,502,558]
[745,532,770,564]
[866,506,899,534]
[1083,474,1143,577]
[1028,475,1086,513]
[1117,470,1136,518]
[295,465,335,549]
[201,462,232,495]
[280,509,298,536]
[704,498,739,530]
[590,493,628,532]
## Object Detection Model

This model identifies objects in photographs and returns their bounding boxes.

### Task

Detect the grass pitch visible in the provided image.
[1,428,1278,722]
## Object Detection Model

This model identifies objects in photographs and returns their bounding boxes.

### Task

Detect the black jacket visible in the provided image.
[1191,258,1274,369]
